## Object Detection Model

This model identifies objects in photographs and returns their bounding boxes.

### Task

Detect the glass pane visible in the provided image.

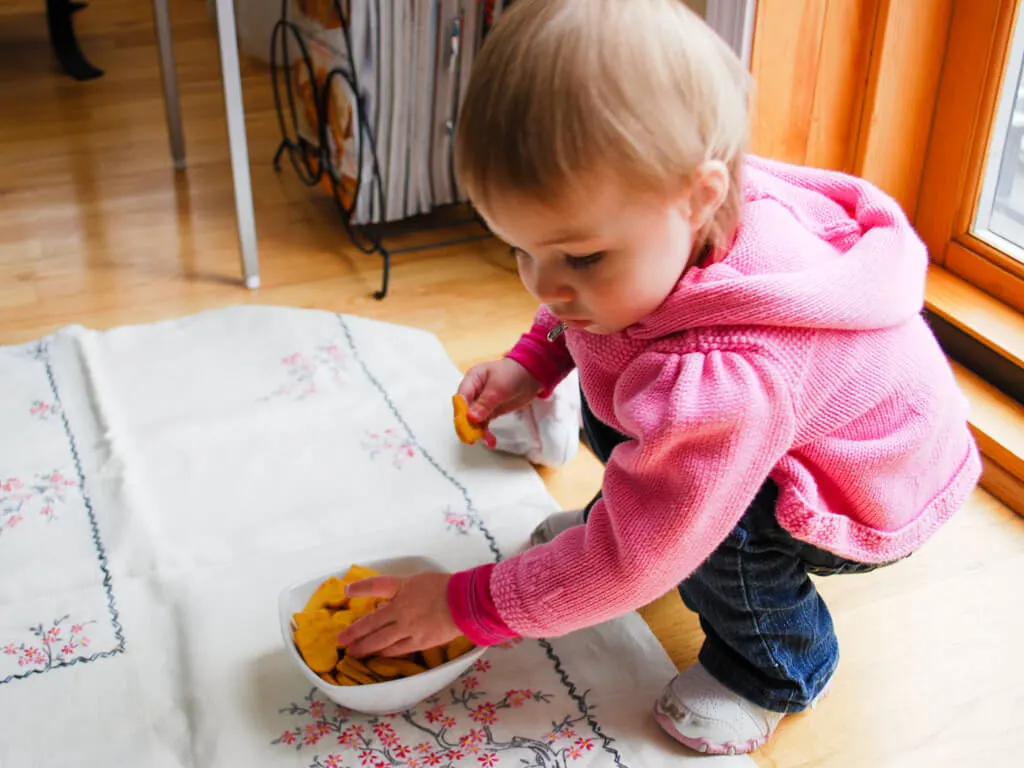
[974,4,1024,263]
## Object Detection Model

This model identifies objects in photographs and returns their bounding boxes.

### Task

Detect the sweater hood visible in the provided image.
[627,156,929,340]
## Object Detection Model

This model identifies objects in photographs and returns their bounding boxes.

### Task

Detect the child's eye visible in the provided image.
[565,251,605,270]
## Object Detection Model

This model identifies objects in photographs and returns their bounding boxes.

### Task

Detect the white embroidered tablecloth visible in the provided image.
[0,307,751,768]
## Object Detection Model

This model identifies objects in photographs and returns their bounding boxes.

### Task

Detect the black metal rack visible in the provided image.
[269,0,493,299]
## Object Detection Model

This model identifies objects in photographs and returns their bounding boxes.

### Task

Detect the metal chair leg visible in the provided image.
[152,0,186,171]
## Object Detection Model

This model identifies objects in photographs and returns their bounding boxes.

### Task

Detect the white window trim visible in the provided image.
[705,0,756,69]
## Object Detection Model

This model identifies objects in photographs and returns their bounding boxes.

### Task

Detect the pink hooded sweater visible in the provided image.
[447,156,981,646]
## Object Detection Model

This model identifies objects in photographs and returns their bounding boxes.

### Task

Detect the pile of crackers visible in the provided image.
[292,565,475,686]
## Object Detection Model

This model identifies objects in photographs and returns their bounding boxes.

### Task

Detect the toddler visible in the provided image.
[338,0,981,755]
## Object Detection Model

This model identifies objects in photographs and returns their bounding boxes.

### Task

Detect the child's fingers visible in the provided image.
[469,386,505,422]
[457,367,488,404]
[336,603,395,648]
[346,623,411,659]
[345,576,402,600]
[375,638,422,658]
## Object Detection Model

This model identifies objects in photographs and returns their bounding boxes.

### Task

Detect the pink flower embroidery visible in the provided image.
[473,659,492,673]
[478,752,500,767]
[423,753,444,766]
[363,429,416,468]
[415,743,434,756]
[424,704,446,723]
[372,723,398,746]
[6,515,22,528]
[60,644,76,656]
[469,702,498,725]
[567,745,583,760]
[45,627,61,643]
[323,755,343,768]
[462,675,479,690]
[18,647,45,667]
[505,689,533,707]
[309,700,326,718]
[392,744,412,760]
[445,749,466,760]
[358,749,376,766]
[338,726,363,747]
[3,644,18,655]
[445,512,468,529]
[70,624,84,635]
[302,723,322,745]
[461,729,485,746]
[441,716,457,729]
[279,730,297,745]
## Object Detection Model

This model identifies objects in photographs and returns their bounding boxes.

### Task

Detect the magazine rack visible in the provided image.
[269,0,494,299]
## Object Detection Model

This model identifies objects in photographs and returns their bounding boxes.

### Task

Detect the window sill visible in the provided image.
[926,266,1024,515]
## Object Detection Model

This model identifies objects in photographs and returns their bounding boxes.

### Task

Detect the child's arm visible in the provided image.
[505,307,575,398]
[448,348,796,643]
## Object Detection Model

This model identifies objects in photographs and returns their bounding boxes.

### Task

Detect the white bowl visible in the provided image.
[278,555,487,715]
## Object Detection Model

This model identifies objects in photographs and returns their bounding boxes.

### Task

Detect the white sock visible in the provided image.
[653,663,785,755]
[528,508,587,546]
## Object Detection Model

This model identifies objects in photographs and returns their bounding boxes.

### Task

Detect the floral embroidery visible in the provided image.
[29,400,60,420]
[0,471,76,535]
[0,337,126,689]
[273,645,596,767]
[363,429,416,469]
[2,616,95,672]
[265,345,349,401]
[443,508,474,536]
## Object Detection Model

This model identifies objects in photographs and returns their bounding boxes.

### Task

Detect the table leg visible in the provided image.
[215,0,261,289]
[151,0,186,171]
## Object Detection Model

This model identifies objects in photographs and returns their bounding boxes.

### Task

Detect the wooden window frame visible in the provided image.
[916,0,1024,313]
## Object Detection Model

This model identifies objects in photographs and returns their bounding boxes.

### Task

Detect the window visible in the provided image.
[917,0,1024,313]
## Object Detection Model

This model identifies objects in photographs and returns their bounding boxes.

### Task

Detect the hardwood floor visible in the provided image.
[2,2,1022,765]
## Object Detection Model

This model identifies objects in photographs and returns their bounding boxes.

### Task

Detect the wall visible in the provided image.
[749,0,953,217]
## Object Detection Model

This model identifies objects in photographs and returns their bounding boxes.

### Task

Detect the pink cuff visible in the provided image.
[506,322,576,398]
[447,564,519,647]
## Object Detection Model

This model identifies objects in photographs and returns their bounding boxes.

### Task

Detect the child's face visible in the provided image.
[480,179,709,334]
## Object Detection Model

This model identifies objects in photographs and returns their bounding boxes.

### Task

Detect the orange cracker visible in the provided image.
[452,395,485,444]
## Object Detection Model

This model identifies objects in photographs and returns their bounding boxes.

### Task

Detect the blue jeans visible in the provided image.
[581,397,889,714]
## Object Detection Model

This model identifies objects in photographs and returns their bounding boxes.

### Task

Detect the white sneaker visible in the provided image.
[488,371,581,467]
[529,509,586,546]
[653,663,785,755]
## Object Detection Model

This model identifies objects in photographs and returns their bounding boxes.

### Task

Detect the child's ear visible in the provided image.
[684,160,729,230]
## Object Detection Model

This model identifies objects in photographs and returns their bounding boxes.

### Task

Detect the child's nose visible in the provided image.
[531,266,574,305]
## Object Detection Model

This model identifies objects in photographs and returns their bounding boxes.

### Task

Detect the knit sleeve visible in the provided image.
[488,349,796,638]
[505,307,575,398]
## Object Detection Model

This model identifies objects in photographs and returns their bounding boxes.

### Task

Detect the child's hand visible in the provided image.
[458,358,542,425]
[337,573,461,658]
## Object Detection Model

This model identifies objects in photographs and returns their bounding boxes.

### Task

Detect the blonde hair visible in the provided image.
[455,0,750,249]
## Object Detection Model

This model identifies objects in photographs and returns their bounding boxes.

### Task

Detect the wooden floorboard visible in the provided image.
[2,2,1023,765]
